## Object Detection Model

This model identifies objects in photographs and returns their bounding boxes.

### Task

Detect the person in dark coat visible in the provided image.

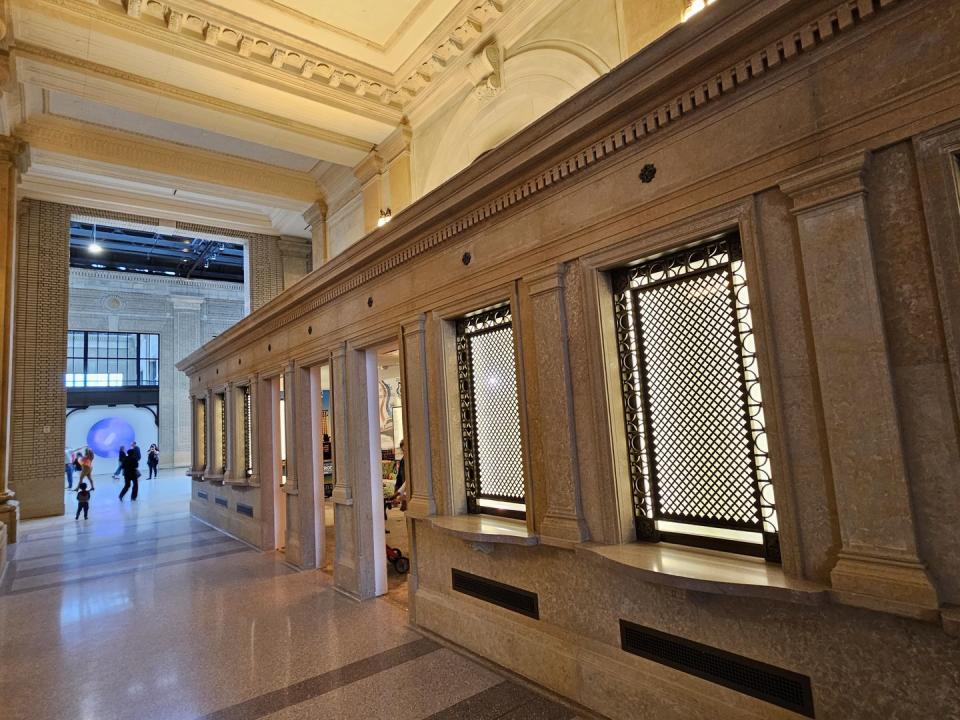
[118,448,139,501]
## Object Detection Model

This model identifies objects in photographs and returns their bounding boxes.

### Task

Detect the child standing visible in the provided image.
[74,482,92,520]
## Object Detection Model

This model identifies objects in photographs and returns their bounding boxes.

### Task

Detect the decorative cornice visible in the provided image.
[15,115,319,202]
[179,0,905,371]
[398,0,506,103]
[32,0,404,107]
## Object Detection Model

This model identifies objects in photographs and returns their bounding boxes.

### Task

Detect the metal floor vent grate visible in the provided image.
[620,620,814,717]
[215,496,228,508]
[197,490,208,500]
[236,503,254,517]
[452,569,539,619]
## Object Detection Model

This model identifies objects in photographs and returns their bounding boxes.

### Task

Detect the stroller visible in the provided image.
[386,544,409,574]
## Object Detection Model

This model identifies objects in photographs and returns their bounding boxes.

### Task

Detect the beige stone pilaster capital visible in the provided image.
[525,263,566,296]
[277,236,312,258]
[779,151,870,213]
[377,122,412,165]
[353,150,383,187]
[302,199,327,228]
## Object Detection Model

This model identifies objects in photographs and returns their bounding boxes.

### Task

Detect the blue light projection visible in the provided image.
[86,417,136,459]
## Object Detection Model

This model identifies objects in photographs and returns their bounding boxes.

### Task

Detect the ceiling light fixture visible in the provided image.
[377,208,392,228]
[682,0,717,21]
[88,223,103,254]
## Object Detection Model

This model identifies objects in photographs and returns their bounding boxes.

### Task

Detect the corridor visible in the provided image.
[0,472,580,720]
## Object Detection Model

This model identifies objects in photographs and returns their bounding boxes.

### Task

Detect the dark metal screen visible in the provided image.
[456,304,526,519]
[197,399,206,470]
[218,393,227,475]
[243,386,253,477]
[613,233,779,561]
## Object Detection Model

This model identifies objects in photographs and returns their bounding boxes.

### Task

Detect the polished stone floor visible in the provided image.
[0,471,580,720]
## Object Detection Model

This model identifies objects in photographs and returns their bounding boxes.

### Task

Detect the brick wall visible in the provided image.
[11,200,70,518]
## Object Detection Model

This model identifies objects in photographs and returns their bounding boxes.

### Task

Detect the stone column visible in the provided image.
[281,362,303,565]
[222,382,237,483]
[330,345,358,594]
[354,152,384,234]
[380,123,413,215]
[204,388,218,480]
[0,137,23,543]
[780,152,939,619]
[292,363,319,569]
[303,201,328,270]
[277,236,312,289]
[401,314,435,518]
[172,296,204,468]
[525,265,588,546]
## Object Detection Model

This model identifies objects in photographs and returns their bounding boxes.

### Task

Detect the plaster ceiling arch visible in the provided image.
[420,45,603,195]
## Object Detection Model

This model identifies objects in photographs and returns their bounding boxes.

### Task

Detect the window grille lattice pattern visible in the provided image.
[243,387,253,476]
[456,305,525,514]
[197,399,206,469]
[613,235,778,560]
[218,394,227,474]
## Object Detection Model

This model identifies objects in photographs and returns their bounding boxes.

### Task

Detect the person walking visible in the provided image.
[74,482,93,520]
[118,447,139,501]
[65,447,76,489]
[146,444,159,479]
[78,448,95,490]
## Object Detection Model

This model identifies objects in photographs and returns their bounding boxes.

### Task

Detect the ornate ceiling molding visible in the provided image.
[30,0,404,106]
[16,115,319,201]
[24,0,519,109]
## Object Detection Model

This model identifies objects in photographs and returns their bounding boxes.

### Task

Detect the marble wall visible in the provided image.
[179,1,960,717]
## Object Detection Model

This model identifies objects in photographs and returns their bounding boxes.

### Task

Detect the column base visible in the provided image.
[405,494,436,519]
[539,513,588,549]
[830,553,940,621]
[0,499,20,543]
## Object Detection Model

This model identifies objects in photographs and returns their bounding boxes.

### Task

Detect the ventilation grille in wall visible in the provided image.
[236,503,254,517]
[619,620,815,717]
[451,569,539,619]
[215,496,228,508]
[197,490,208,500]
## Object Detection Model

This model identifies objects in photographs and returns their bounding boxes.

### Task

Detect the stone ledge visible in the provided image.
[577,542,827,605]
[427,515,539,547]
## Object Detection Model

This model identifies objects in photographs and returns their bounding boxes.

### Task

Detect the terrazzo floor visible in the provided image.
[0,470,582,720]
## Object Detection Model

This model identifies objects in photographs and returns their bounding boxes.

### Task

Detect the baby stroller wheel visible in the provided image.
[394,556,410,574]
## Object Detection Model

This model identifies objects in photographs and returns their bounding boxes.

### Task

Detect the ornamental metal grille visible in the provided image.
[243,386,253,477]
[218,393,227,474]
[197,399,206,470]
[456,304,526,519]
[612,233,780,561]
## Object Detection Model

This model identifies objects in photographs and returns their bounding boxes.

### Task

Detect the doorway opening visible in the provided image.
[273,374,287,551]
[309,364,335,573]
[64,218,247,507]
[370,344,408,607]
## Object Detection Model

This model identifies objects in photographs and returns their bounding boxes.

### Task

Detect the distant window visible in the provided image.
[65,331,160,388]
[455,304,526,520]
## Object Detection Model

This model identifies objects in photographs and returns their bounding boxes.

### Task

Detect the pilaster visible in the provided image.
[277,236,312,289]
[401,315,436,518]
[779,152,939,619]
[1,139,29,534]
[302,201,328,270]
[354,151,384,234]
[525,265,588,547]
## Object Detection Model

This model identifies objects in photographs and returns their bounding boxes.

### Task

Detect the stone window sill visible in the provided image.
[578,541,827,605]
[428,514,539,547]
